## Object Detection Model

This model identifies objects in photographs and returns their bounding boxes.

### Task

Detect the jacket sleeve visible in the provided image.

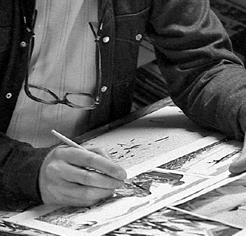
[149,0,246,140]
[0,132,52,211]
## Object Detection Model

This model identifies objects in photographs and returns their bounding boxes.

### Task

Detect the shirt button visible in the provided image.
[136,34,142,41]
[102,36,110,43]
[6,93,12,99]
[101,86,107,92]
[20,41,27,47]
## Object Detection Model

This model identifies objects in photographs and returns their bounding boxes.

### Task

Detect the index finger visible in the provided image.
[65,147,127,180]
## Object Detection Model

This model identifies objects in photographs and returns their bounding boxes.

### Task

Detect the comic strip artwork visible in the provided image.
[176,175,246,229]
[31,170,206,234]
[0,219,57,236]
[158,138,241,176]
[7,136,244,236]
[106,206,240,236]
[6,169,210,236]
[0,208,56,235]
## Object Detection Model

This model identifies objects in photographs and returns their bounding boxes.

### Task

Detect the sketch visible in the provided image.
[107,207,240,236]
[7,135,244,236]
[0,211,19,219]
[0,219,57,236]
[85,132,172,169]
[35,170,203,231]
[177,175,246,229]
[159,138,241,176]
[80,106,212,170]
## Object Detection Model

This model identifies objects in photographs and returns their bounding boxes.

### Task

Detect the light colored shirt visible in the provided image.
[6,0,98,147]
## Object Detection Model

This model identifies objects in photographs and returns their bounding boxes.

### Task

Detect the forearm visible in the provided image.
[0,133,51,211]
[178,63,246,140]
[149,0,246,139]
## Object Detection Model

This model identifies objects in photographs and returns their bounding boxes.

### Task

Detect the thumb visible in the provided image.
[229,135,246,174]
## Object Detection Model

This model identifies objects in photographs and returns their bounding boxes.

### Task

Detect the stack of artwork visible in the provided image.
[6,134,246,236]
[1,107,246,236]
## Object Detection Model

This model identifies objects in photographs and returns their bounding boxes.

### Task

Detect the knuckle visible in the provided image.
[46,161,64,180]
[52,146,62,156]
[51,145,69,160]
[46,162,58,175]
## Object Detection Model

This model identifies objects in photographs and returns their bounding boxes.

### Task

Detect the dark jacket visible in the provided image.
[0,0,246,210]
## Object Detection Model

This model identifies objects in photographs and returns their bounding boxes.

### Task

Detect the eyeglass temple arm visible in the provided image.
[88,22,103,105]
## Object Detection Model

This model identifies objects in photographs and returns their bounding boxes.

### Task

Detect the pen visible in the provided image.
[51,129,87,151]
[51,129,107,175]
[52,130,148,191]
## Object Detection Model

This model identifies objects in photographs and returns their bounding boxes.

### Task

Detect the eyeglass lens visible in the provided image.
[28,85,96,107]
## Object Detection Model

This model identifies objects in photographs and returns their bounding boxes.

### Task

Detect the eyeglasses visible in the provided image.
[22,7,102,110]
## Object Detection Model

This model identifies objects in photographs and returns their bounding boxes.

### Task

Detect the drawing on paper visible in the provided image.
[36,170,197,231]
[7,135,243,236]
[159,138,241,176]
[177,175,246,229]
[107,207,240,236]
[0,219,57,236]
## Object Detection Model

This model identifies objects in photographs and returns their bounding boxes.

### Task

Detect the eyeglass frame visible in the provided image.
[22,6,102,110]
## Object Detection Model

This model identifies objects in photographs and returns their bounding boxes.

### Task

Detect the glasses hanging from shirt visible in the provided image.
[21,2,102,110]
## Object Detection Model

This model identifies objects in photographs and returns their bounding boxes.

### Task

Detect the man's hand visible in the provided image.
[229,135,246,175]
[39,146,127,207]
